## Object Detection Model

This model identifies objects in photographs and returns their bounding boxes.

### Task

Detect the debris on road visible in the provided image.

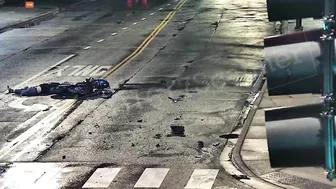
[88,132,92,135]
[156,144,160,147]
[168,95,185,103]
[219,133,239,139]
[131,143,135,147]
[62,155,66,159]
[137,119,143,123]
[94,124,100,128]
[197,141,204,148]
[231,174,249,180]
[154,134,162,139]
[213,142,220,146]
[167,125,185,137]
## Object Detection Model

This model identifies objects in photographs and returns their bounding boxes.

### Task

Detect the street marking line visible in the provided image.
[12,54,76,89]
[133,22,138,25]
[111,32,117,36]
[0,0,187,161]
[159,8,163,11]
[82,168,121,188]
[0,100,76,160]
[97,39,104,43]
[102,0,187,79]
[141,17,146,21]
[134,168,169,188]
[150,13,154,16]
[8,98,48,112]
[122,27,128,30]
[184,169,219,189]
[84,46,91,50]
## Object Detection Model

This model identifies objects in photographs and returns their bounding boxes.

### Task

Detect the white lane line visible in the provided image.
[167,3,171,6]
[134,168,169,188]
[122,27,128,30]
[8,98,48,112]
[0,100,75,160]
[159,8,163,11]
[150,13,155,16]
[111,32,117,36]
[141,17,146,21]
[97,39,104,43]
[84,46,91,50]
[82,168,121,188]
[184,169,219,189]
[12,54,76,89]
[133,22,138,25]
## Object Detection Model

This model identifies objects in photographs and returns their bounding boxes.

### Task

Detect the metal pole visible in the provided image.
[321,0,335,181]
[295,19,303,31]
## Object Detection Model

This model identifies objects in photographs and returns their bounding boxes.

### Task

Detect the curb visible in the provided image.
[221,21,289,189]
[221,67,285,189]
[0,0,86,34]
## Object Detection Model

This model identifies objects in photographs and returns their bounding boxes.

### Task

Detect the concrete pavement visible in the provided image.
[0,0,274,188]
[0,0,84,34]
[237,18,336,188]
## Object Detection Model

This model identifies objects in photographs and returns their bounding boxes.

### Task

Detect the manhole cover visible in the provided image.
[262,172,334,189]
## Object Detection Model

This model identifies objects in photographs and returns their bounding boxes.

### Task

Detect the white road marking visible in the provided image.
[167,3,171,6]
[97,39,105,43]
[150,13,155,16]
[82,168,121,188]
[122,27,128,30]
[0,100,75,160]
[159,8,163,11]
[184,169,219,189]
[134,168,169,188]
[133,22,138,25]
[8,98,49,112]
[11,55,76,89]
[72,65,100,77]
[67,65,86,76]
[84,46,91,50]
[111,32,117,36]
[141,17,146,21]
[67,65,111,77]
[89,66,112,77]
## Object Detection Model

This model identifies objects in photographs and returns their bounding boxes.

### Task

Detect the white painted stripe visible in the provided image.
[122,27,128,30]
[185,169,219,189]
[111,32,117,36]
[134,168,169,188]
[150,13,155,16]
[82,168,121,188]
[97,39,105,43]
[167,3,171,6]
[0,100,75,159]
[159,8,163,11]
[133,22,138,25]
[84,46,91,50]
[141,17,146,20]
[12,54,76,89]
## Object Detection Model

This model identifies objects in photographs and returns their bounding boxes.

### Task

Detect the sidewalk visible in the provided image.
[0,0,82,33]
[239,19,336,188]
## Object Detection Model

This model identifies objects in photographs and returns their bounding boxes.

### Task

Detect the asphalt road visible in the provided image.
[0,0,273,188]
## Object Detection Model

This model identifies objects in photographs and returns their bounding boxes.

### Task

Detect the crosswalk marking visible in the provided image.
[184,169,219,189]
[0,164,222,189]
[82,168,121,188]
[134,168,170,188]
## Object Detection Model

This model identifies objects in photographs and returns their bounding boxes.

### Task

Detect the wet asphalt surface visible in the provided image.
[0,0,274,188]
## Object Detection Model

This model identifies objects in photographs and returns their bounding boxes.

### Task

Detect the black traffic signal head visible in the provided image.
[267,0,324,21]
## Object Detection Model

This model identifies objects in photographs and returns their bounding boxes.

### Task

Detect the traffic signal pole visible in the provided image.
[321,0,336,181]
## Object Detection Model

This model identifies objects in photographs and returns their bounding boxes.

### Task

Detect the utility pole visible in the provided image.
[321,0,336,181]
